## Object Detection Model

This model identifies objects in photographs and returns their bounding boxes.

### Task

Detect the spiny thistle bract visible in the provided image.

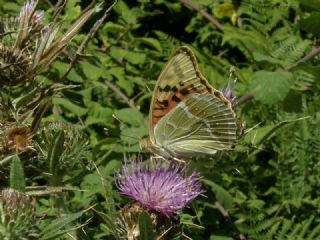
[116,203,181,240]
[0,188,39,239]
[0,0,95,86]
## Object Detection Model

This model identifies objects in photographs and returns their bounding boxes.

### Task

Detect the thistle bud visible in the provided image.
[0,45,31,86]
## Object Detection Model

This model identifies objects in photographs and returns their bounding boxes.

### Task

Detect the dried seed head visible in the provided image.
[0,45,31,86]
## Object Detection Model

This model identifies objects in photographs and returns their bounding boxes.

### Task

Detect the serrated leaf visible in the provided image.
[114,108,145,126]
[85,102,113,126]
[250,70,293,104]
[9,155,26,192]
[252,52,286,66]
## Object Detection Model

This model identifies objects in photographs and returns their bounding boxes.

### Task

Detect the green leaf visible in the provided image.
[80,61,103,81]
[203,179,233,209]
[299,12,320,36]
[102,22,126,33]
[125,51,147,65]
[120,126,148,144]
[298,0,320,11]
[85,102,113,126]
[252,52,286,66]
[139,211,156,240]
[48,131,65,175]
[53,98,87,116]
[9,155,26,192]
[39,211,83,240]
[250,70,293,104]
[114,108,145,126]
[133,37,162,52]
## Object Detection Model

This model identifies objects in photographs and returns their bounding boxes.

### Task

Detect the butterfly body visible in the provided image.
[140,46,238,159]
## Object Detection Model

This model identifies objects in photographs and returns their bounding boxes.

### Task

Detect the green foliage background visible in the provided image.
[1,0,320,239]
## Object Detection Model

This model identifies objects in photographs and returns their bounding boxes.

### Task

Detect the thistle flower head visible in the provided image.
[0,45,31,86]
[116,158,203,217]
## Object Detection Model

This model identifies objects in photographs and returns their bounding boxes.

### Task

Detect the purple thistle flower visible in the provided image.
[115,158,203,217]
[221,66,237,104]
[20,0,37,17]
[221,80,236,104]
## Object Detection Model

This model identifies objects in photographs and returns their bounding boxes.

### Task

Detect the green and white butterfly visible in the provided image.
[140,46,238,158]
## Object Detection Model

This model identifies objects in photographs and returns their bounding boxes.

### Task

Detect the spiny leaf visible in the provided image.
[9,154,25,192]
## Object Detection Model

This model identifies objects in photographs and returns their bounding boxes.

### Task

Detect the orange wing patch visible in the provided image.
[151,85,206,126]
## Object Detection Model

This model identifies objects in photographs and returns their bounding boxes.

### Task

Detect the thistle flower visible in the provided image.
[221,66,237,104]
[116,158,203,217]
[0,188,39,239]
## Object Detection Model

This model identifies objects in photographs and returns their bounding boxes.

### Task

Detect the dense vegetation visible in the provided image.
[1,0,320,239]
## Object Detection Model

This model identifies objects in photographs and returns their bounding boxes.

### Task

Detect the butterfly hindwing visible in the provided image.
[154,93,237,157]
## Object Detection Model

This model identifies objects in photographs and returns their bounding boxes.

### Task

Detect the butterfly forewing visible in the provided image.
[154,93,237,157]
[149,46,217,142]
[141,45,238,158]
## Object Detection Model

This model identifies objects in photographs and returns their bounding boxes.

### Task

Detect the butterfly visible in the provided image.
[140,46,238,159]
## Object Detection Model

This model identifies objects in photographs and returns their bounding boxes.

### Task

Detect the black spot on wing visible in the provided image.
[159,85,179,93]
[171,86,178,92]
[180,88,189,96]
[172,95,181,103]
[159,85,171,92]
